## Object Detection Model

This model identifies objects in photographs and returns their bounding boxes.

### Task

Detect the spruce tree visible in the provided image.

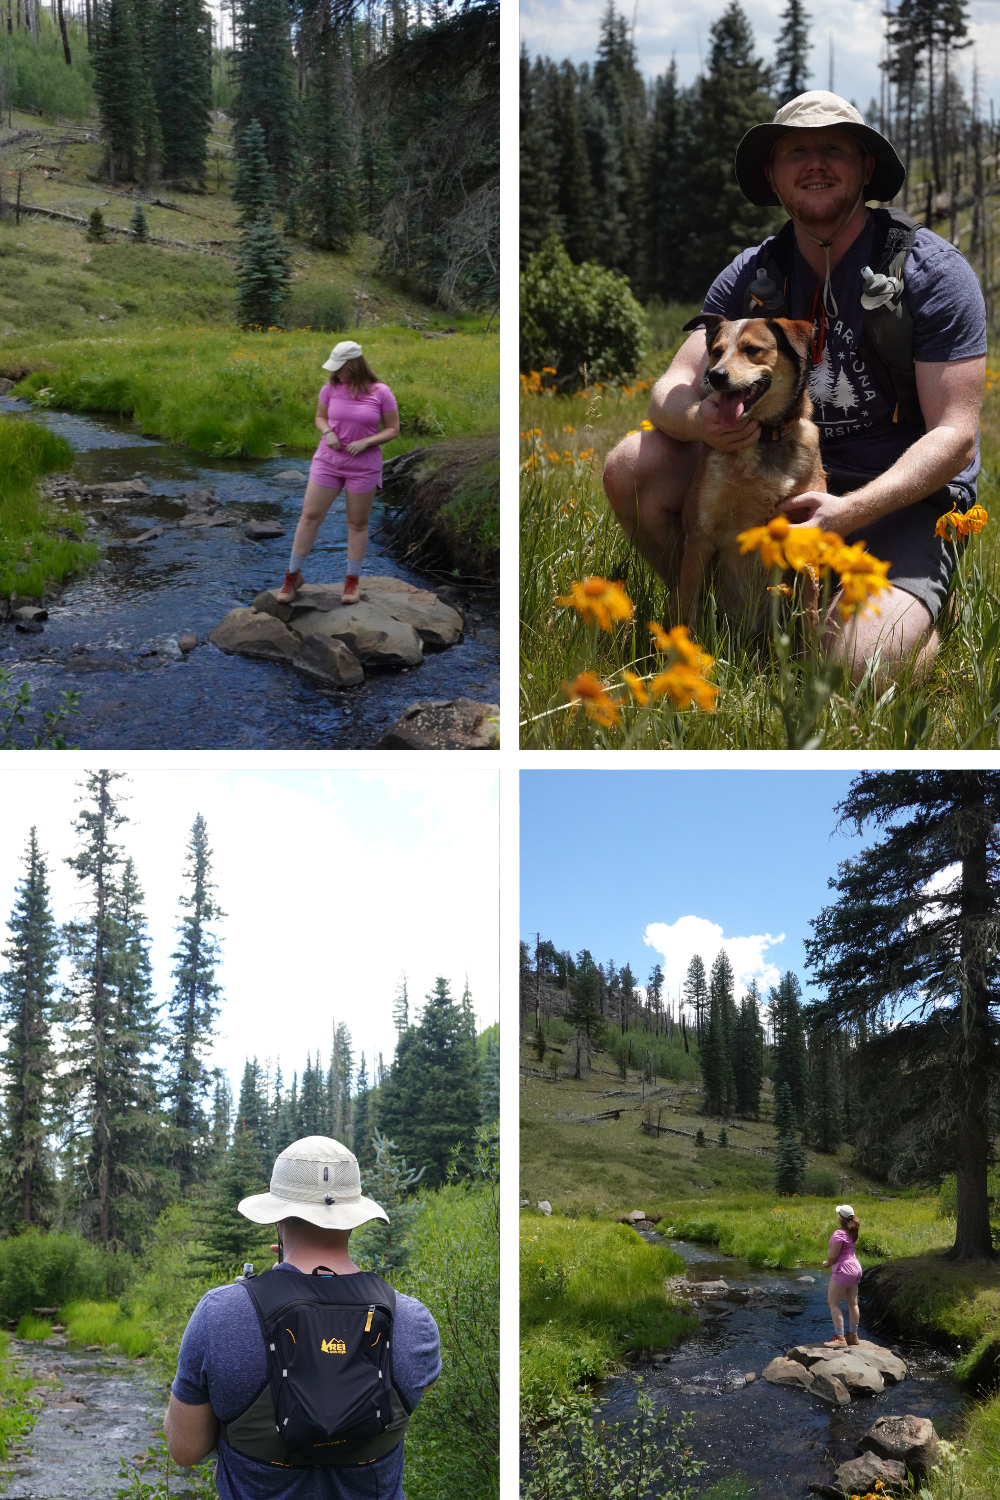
[519,49,560,260]
[734,981,764,1118]
[155,0,213,181]
[231,0,299,198]
[353,1132,426,1281]
[232,118,275,228]
[480,1032,499,1124]
[130,203,149,241]
[211,1071,233,1155]
[197,1118,270,1274]
[711,951,738,1115]
[566,949,605,1078]
[0,829,59,1230]
[775,1129,805,1195]
[642,59,680,302]
[774,1079,796,1139]
[86,208,108,243]
[299,1052,326,1136]
[236,1057,271,1157]
[236,209,290,328]
[774,0,812,105]
[297,16,358,251]
[808,1022,843,1154]
[379,977,481,1187]
[329,1020,353,1139]
[91,0,158,184]
[771,970,810,1127]
[352,1052,371,1164]
[165,814,224,1193]
[646,964,664,1033]
[591,1,645,281]
[392,974,409,1036]
[62,771,129,1245]
[683,954,709,1042]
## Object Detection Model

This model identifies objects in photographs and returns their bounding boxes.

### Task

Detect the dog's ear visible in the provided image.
[771,318,813,361]
[682,313,724,345]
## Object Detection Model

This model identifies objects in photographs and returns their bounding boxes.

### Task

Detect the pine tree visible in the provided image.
[775,1129,805,1195]
[379,977,481,1187]
[808,1021,843,1153]
[774,1079,797,1138]
[734,981,764,1117]
[711,951,738,1115]
[197,1118,270,1274]
[62,771,129,1245]
[91,0,158,184]
[353,1131,426,1281]
[550,60,598,265]
[232,118,275,228]
[130,203,149,241]
[231,0,299,197]
[0,828,59,1230]
[519,48,560,260]
[155,0,213,182]
[683,954,709,1042]
[86,207,108,243]
[646,963,664,1032]
[297,14,358,250]
[236,1058,270,1158]
[165,814,224,1193]
[591,1,646,281]
[566,949,605,1078]
[329,1021,353,1139]
[211,1071,233,1154]
[774,0,811,106]
[771,971,811,1128]
[392,974,409,1036]
[642,59,680,302]
[480,1032,499,1124]
[352,1052,371,1164]
[236,209,291,328]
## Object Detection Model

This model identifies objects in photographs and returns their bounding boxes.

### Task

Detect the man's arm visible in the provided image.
[781,354,986,531]
[648,331,762,453]
[164,1392,219,1467]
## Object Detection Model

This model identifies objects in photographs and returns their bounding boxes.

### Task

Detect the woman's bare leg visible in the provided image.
[826,1277,845,1337]
[344,487,377,572]
[291,478,344,562]
[843,1284,859,1336]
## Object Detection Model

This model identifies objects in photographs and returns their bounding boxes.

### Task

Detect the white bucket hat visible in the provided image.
[735,92,905,207]
[238,1135,389,1232]
[322,340,363,373]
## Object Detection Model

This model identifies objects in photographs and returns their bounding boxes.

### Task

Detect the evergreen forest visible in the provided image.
[0,772,499,1497]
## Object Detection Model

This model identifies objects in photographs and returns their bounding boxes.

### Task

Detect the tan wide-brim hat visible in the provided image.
[735,91,905,207]
[239,1135,390,1233]
[322,340,363,373]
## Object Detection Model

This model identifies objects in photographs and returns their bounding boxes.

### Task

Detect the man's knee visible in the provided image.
[829,587,936,685]
[602,432,643,520]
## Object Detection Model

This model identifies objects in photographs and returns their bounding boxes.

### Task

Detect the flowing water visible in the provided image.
[595,1236,967,1498]
[1,401,499,749]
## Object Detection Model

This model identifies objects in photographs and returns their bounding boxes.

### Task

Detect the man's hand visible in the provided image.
[695,394,760,452]
[324,430,342,450]
[779,489,860,535]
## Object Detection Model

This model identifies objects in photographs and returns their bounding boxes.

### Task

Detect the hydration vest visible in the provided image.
[220,1267,412,1469]
[740,206,923,430]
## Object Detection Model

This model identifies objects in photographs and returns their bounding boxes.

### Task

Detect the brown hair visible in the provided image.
[330,354,378,396]
[840,1215,860,1243]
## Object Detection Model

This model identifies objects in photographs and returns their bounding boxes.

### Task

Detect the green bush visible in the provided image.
[10,20,94,120]
[519,235,647,389]
[285,283,353,332]
[0,1229,113,1319]
[803,1169,838,1198]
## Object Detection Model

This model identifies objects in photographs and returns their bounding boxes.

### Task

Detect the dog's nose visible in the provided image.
[707,369,730,390]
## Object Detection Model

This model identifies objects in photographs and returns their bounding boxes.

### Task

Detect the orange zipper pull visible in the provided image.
[365,1306,374,1332]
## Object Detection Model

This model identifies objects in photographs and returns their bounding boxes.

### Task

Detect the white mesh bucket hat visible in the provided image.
[238,1135,389,1232]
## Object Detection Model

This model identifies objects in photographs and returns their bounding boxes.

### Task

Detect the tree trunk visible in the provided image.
[56,0,69,63]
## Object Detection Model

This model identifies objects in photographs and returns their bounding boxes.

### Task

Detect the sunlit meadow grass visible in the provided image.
[61,1299,156,1357]
[519,1213,694,1417]
[13,1315,51,1341]
[520,335,1000,749]
[0,417,98,596]
[13,322,499,460]
[0,1331,41,1464]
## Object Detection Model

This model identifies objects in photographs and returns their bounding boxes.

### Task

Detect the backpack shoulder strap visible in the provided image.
[860,207,923,430]
[868,205,920,279]
[742,220,795,318]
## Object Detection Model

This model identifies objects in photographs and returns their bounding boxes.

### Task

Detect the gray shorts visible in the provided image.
[827,469,970,623]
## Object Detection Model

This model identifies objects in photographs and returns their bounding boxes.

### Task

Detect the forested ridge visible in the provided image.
[520,0,998,316]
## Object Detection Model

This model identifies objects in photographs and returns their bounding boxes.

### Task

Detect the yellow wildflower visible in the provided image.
[562,672,621,727]
[936,504,989,538]
[648,622,713,671]
[649,664,719,712]
[621,670,649,705]
[555,577,634,632]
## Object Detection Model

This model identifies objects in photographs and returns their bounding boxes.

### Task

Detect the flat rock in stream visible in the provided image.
[245,519,286,540]
[377,697,500,750]
[762,1357,815,1390]
[208,609,301,664]
[858,1414,939,1477]
[275,469,308,482]
[789,1343,907,1384]
[79,479,150,501]
[180,512,232,528]
[255,579,463,651]
[131,527,165,544]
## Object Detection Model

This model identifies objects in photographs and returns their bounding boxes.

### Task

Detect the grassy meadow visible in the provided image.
[519,310,1000,749]
[0,417,98,597]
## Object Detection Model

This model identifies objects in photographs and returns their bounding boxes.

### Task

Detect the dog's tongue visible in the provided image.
[717,392,746,428]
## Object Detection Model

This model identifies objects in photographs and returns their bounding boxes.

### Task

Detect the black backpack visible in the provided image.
[220,1266,412,1469]
[741,206,923,430]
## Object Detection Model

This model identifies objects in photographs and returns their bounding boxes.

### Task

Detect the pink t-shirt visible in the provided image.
[311,380,397,482]
[828,1228,863,1285]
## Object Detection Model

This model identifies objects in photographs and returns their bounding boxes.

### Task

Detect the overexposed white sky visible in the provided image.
[519,0,1000,124]
[0,768,499,1095]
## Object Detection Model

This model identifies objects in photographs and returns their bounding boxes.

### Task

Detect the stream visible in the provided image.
[2,1334,175,1498]
[596,1236,967,1498]
[1,400,499,749]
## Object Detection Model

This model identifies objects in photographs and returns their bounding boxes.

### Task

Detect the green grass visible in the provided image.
[0,1331,44,1466]
[14,1315,51,1341]
[519,334,1000,749]
[520,1213,695,1418]
[61,1300,156,1357]
[0,416,98,598]
[925,1395,1000,1499]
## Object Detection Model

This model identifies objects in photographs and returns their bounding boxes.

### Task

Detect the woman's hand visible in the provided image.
[345,438,369,456]
[324,430,342,450]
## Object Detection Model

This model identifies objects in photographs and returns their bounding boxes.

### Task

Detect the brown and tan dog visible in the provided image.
[676,314,827,632]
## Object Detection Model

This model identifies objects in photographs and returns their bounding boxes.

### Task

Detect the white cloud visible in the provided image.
[643,915,785,1003]
[0,769,498,1097]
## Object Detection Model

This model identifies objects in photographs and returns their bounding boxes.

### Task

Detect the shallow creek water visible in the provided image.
[1,401,499,748]
[597,1236,967,1498]
[1,1334,177,1498]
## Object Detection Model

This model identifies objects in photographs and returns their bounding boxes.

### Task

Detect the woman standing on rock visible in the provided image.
[277,341,400,606]
[822,1204,863,1346]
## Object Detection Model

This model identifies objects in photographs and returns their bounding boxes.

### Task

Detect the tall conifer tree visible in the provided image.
[683,954,710,1043]
[155,0,213,181]
[774,0,811,105]
[297,10,358,250]
[0,829,59,1230]
[771,970,810,1127]
[233,118,276,227]
[232,0,299,195]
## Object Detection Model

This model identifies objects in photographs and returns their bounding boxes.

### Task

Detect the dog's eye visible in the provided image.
[742,344,763,357]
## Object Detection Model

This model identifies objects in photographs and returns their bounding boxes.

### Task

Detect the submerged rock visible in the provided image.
[80,478,150,501]
[376,697,500,750]
[245,519,286,540]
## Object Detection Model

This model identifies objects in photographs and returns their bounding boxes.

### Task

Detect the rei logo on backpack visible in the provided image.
[221,1266,412,1469]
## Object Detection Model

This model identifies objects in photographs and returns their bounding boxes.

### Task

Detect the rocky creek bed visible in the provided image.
[0,401,499,748]
[0,1333,198,1499]
[593,1235,967,1497]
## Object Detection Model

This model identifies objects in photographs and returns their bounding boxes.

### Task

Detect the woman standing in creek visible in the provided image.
[277,341,400,606]
[822,1203,864,1346]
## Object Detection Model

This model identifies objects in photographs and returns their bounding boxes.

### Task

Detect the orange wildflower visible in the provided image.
[649,664,719,712]
[556,577,634,632]
[621,670,649,705]
[935,503,989,538]
[562,672,620,727]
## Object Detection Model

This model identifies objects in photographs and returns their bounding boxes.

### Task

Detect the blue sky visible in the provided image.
[0,767,499,1095]
[519,1,1000,141]
[520,769,871,1011]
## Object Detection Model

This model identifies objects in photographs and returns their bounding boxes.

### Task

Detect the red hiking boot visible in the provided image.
[276,570,302,604]
[342,575,361,605]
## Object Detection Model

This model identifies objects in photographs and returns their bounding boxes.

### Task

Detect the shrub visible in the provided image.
[519,234,647,389]
[803,1169,838,1198]
[285,283,352,332]
[0,1229,112,1319]
[86,209,107,244]
[14,1315,51,1341]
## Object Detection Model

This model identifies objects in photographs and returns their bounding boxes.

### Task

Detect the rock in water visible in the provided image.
[810,1370,851,1406]
[292,606,423,670]
[762,1358,815,1391]
[14,606,47,622]
[245,519,286,540]
[178,634,198,653]
[834,1452,908,1495]
[377,698,500,750]
[819,1354,884,1395]
[80,479,150,500]
[275,470,307,482]
[208,609,300,663]
[254,579,463,651]
[858,1415,939,1477]
[181,513,231,528]
[295,632,364,688]
[131,528,165,544]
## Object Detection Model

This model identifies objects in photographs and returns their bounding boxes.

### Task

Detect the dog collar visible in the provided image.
[759,423,784,443]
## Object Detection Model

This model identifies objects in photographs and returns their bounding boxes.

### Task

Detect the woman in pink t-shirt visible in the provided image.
[821,1204,863,1346]
[276,341,400,606]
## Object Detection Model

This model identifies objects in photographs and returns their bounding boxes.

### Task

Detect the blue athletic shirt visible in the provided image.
[172,1262,441,1500]
[701,216,987,504]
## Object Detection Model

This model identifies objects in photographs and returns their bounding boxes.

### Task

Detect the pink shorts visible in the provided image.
[309,454,380,494]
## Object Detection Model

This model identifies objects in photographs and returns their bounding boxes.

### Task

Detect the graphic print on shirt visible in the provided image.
[807,319,880,440]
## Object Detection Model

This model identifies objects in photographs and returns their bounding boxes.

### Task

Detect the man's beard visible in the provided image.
[783,178,864,238]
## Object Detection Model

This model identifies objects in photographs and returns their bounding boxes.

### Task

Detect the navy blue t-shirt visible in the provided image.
[172,1263,441,1500]
[702,216,987,503]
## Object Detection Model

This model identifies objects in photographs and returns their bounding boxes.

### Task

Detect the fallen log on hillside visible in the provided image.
[0,198,236,259]
[639,1117,773,1154]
